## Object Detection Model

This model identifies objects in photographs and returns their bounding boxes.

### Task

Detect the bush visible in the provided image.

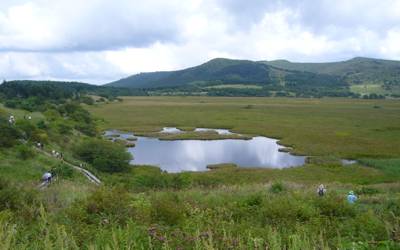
[15,120,37,140]
[84,188,135,224]
[356,187,380,195]
[150,193,183,225]
[51,163,74,179]
[36,120,48,129]
[269,182,286,194]
[15,144,35,160]
[313,194,356,217]
[55,121,73,135]
[262,195,316,225]
[0,178,39,212]
[74,138,132,173]
[0,119,20,147]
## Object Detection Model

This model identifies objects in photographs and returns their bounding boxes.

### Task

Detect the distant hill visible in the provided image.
[107,57,400,97]
[0,80,144,97]
[107,58,344,89]
[263,57,400,86]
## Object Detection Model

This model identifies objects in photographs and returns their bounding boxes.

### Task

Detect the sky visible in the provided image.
[0,0,400,84]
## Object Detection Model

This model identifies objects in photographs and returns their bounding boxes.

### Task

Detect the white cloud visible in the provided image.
[0,0,399,84]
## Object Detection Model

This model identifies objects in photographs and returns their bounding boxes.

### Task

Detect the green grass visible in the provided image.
[0,104,44,122]
[205,84,263,89]
[2,180,399,249]
[350,84,400,96]
[350,84,386,95]
[88,97,400,158]
[358,158,400,177]
[2,98,400,249]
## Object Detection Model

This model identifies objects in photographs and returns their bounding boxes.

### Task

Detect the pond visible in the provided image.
[105,128,306,173]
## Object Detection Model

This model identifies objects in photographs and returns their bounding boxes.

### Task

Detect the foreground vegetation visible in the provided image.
[1,94,399,249]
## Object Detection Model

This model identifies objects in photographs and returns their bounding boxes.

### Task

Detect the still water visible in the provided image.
[106,128,306,173]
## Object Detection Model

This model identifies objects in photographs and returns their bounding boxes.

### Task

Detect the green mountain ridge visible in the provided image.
[263,57,400,85]
[107,58,345,88]
[107,57,400,89]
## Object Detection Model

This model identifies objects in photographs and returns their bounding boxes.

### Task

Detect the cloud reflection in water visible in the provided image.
[128,135,305,173]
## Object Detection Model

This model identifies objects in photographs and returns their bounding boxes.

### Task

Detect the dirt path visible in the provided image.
[36,148,101,185]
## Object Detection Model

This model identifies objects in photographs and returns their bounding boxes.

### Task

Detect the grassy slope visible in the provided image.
[87,97,400,158]
[2,99,400,249]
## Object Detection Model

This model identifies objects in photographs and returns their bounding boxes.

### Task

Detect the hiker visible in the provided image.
[8,115,15,125]
[52,150,56,156]
[42,172,52,184]
[347,191,358,204]
[317,184,326,197]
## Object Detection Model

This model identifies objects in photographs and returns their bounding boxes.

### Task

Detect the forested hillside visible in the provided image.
[107,57,400,98]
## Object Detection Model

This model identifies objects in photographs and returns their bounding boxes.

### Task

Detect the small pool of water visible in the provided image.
[106,128,306,173]
[160,127,183,133]
[194,128,234,135]
[341,159,357,165]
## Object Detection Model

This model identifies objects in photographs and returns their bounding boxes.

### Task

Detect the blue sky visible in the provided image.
[0,0,400,84]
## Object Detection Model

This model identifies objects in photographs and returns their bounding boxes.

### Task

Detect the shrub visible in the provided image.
[262,195,316,225]
[354,210,388,241]
[52,163,74,179]
[84,188,135,224]
[36,120,48,129]
[314,194,356,217]
[169,173,191,189]
[150,193,183,225]
[55,121,73,135]
[356,186,380,195]
[74,138,132,173]
[0,118,20,147]
[269,182,286,194]
[15,144,35,160]
[0,178,38,212]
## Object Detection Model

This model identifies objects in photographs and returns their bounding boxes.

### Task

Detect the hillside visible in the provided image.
[107,58,344,88]
[107,57,400,97]
[263,57,400,85]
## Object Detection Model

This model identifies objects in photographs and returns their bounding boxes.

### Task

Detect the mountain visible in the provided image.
[106,57,400,97]
[108,59,269,88]
[263,57,400,85]
[107,58,343,89]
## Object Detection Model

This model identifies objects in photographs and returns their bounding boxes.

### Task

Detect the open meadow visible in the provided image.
[88,97,400,158]
[1,97,400,249]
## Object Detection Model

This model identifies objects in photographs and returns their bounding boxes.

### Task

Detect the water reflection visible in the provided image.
[126,134,306,173]
[160,127,183,133]
[194,128,234,135]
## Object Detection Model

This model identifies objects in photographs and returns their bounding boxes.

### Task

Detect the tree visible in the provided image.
[74,138,132,173]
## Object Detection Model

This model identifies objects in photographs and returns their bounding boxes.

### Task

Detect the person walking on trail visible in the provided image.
[317,184,326,197]
[42,172,52,184]
[347,191,358,204]
[8,115,15,125]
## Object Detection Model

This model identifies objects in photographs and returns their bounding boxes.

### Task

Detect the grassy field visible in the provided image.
[350,84,400,96]
[205,84,263,89]
[88,97,400,159]
[2,98,400,249]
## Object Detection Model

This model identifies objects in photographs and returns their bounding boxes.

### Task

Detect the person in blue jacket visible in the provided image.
[347,191,358,204]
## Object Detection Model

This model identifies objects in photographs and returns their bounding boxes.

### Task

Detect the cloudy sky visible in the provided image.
[0,0,400,84]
